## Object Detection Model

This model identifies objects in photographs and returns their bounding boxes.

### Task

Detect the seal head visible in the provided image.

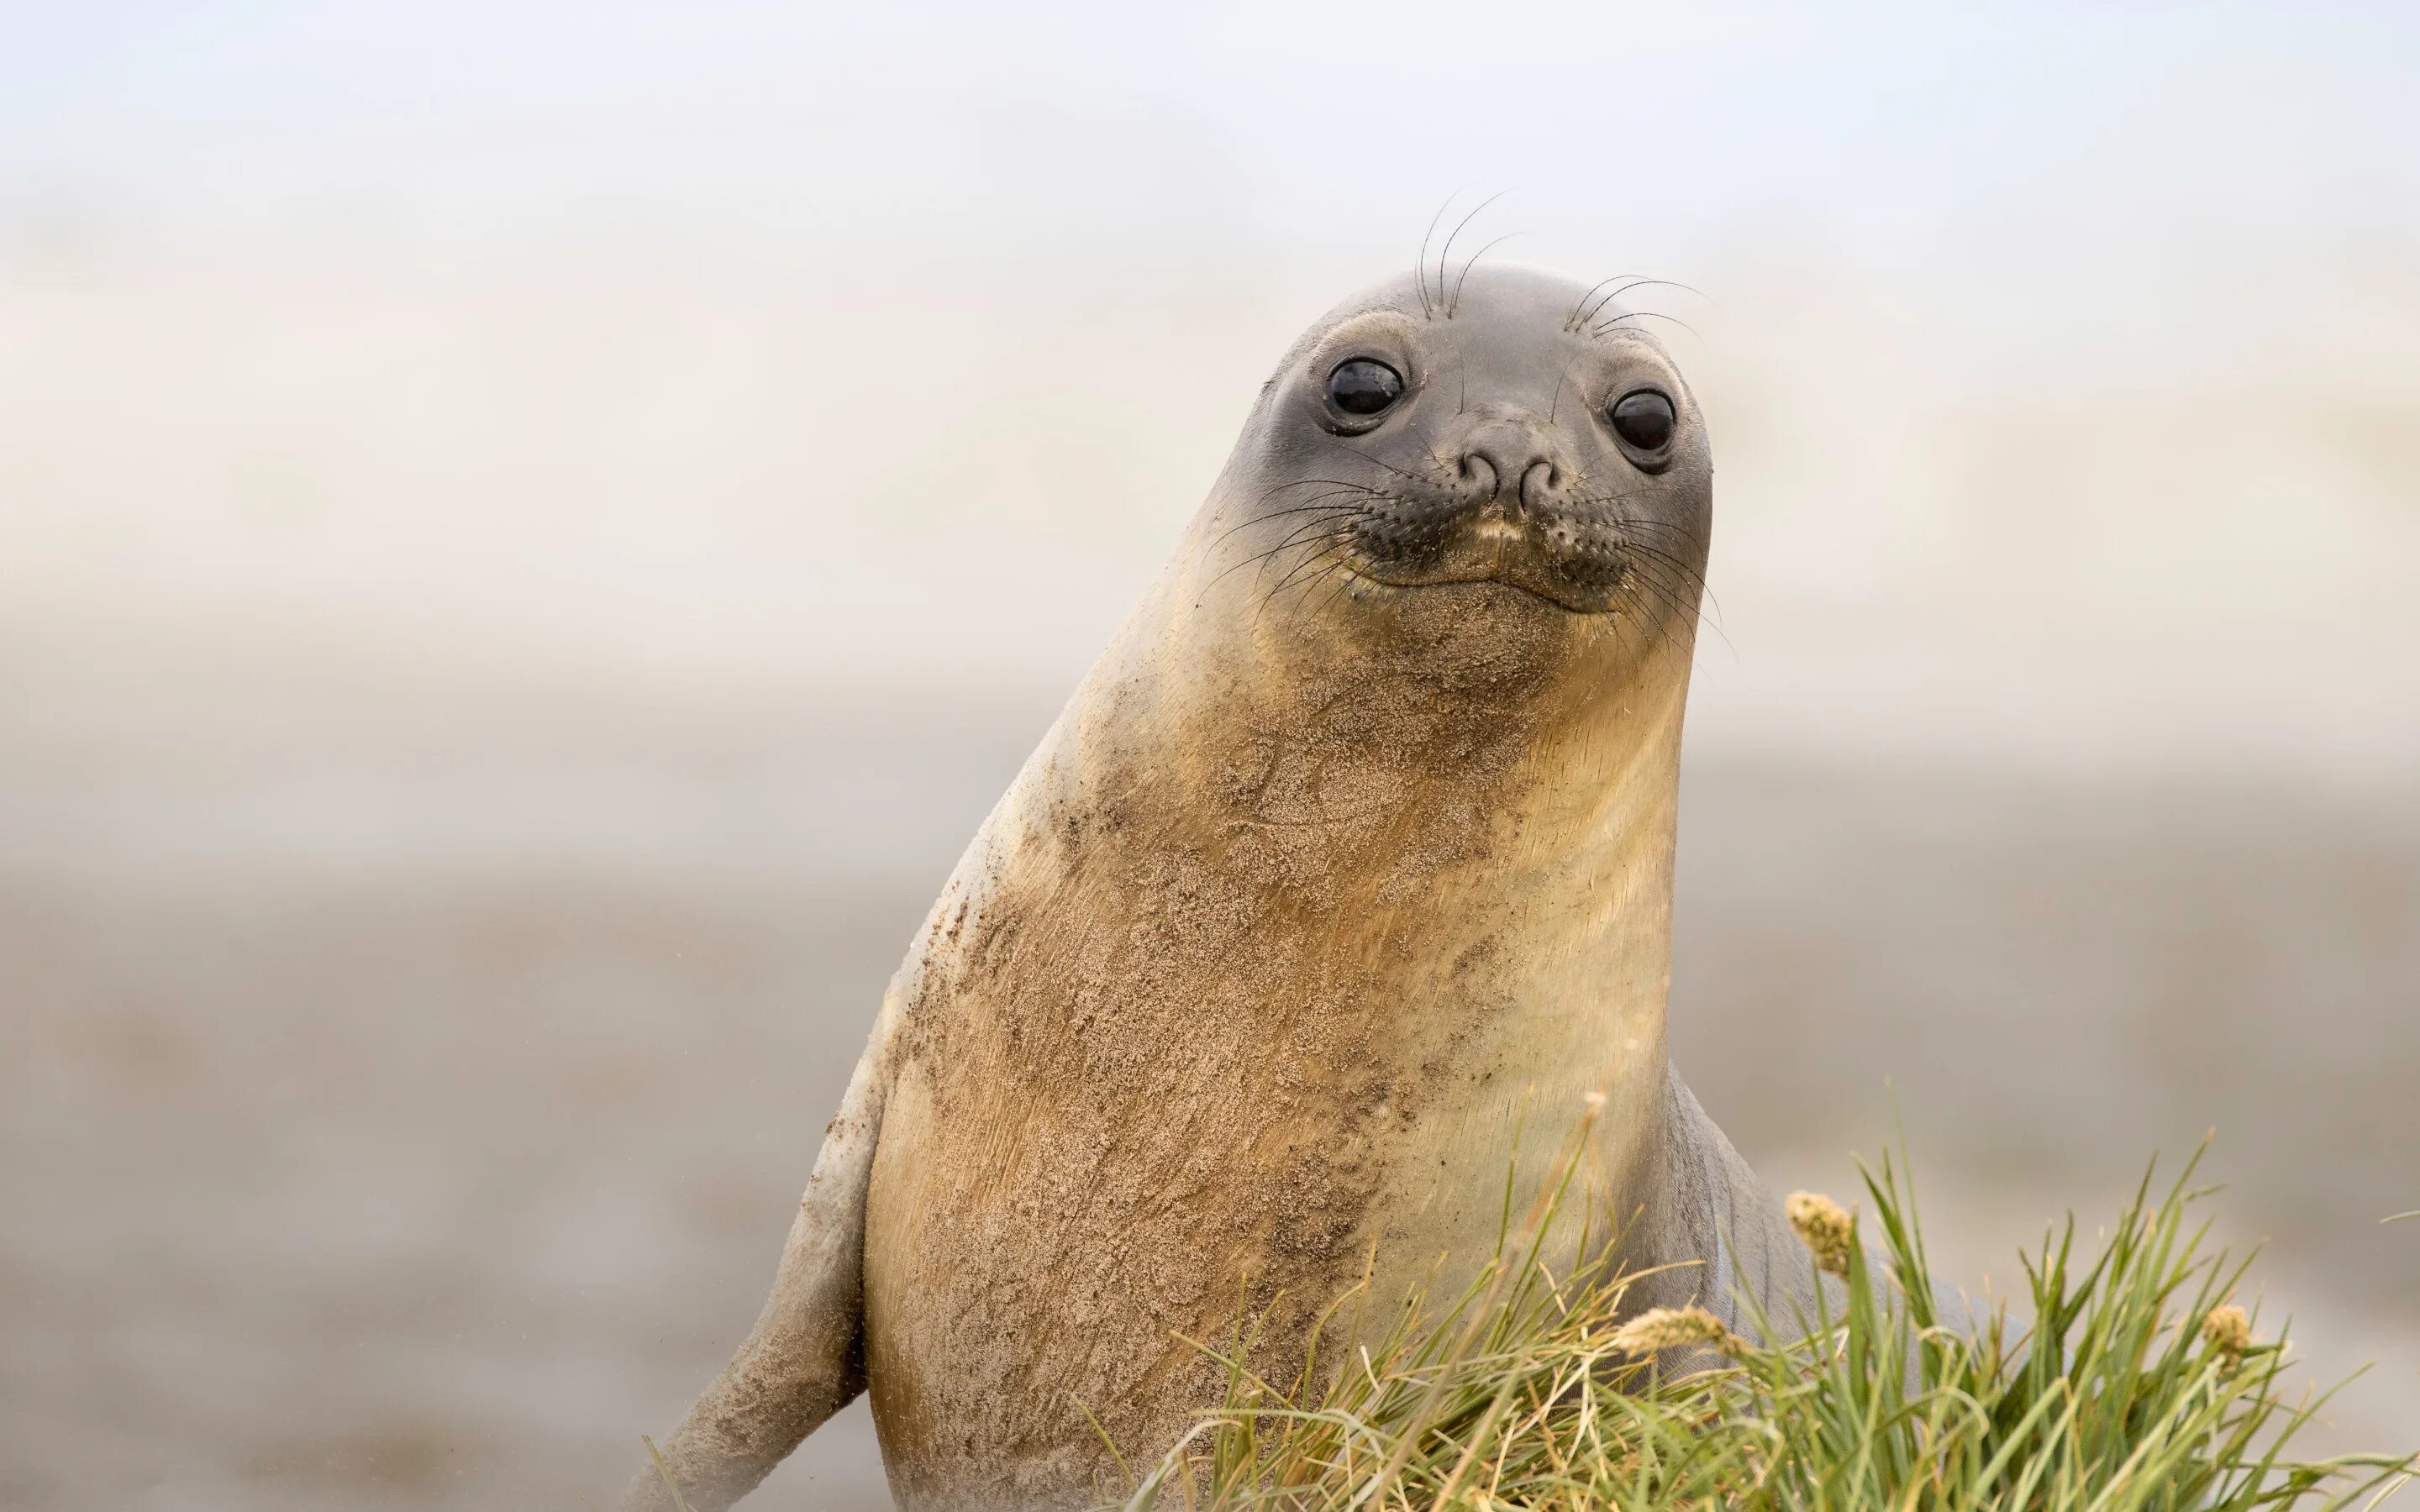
[1214,263,1708,631]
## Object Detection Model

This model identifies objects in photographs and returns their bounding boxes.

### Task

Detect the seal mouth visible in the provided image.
[1340,512,1625,615]
[1228,475,1677,623]
[1336,558,1618,616]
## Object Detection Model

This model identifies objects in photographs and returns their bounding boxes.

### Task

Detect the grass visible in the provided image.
[1104,1131,2414,1512]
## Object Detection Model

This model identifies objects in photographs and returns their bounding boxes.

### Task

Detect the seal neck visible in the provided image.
[1060,571,1695,1026]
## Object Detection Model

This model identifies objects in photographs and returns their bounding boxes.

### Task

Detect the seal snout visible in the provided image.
[1453,414,1566,516]
[1319,402,1634,613]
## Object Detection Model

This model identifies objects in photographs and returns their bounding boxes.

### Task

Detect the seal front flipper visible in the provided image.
[1636,1065,1973,1363]
[617,1011,899,1512]
[1631,1062,1818,1334]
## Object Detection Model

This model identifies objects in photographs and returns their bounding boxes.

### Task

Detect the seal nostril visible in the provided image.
[1458,453,1500,505]
[1519,459,1559,512]
[1459,424,1559,512]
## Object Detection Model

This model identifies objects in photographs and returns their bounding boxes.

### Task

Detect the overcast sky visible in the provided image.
[9,2,2419,265]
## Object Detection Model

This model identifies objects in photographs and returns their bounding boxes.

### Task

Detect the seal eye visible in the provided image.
[1327,359,1405,417]
[1608,389,1676,452]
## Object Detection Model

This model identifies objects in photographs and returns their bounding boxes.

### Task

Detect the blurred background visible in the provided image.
[3,3,2417,1507]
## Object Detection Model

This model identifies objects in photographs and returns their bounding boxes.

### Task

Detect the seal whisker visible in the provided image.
[1225,497,1369,533]
[1257,544,1359,606]
[1255,540,1355,621]
[1434,192,1506,321]
[1281,550,1353,606]
[1617,554,1733,659]
[1254,517,1363,578]
[1596,525,1707,552]
[1593,309,1701,340]
[1596,509,1699,533]
[1602,533,1714,587]
[1622,565,1721,637]
[1208,483,1384,548]
[1205,520,1360,594]
[1565,273,1646,333]
[1448,232,1523,318]
[1203,517,1360,581]
[1328,439,1455,491]
[1241,475,1385,512]
[1611,568,1703,657]
[1623,554,1715,606]
[1265,534,1355,596]
[1591,577,1657,664]
[1210,491,1379,540]
[1555,487,1651,511]
[1578,277,1708,329]
[1602,535,1724,628]
[1307,559,1364,619]
[1413,194,1459,321]
[1565,502,1704,539]
[1614,556,1702,625]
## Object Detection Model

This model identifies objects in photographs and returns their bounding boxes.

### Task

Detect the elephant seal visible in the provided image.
[622,262,1819,1511]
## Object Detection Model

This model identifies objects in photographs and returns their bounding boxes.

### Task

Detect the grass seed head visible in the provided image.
[1608,1303,1744,1357]
[2202,1303,2254,1362]
[1786,1190,1856,1277]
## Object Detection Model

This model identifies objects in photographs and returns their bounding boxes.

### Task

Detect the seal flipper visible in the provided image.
[1635,1063,1977,1363]
[1630,1062,1823,1336]
[618,1024,897,1512]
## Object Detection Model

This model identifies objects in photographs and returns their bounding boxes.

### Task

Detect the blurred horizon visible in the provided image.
[12,229,2417,779]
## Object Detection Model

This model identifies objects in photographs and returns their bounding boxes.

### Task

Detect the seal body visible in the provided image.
[862,592,1687,1506]
[622,264,1819,1512]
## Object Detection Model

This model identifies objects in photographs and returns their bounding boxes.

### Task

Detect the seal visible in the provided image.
[620,262,1820,1512]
